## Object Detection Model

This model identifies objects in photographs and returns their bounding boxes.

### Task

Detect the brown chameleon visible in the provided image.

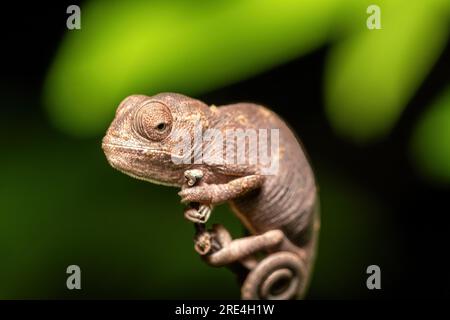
[102,93,320,299]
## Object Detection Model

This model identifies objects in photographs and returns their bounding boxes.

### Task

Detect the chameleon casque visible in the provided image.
[102,93,320,299]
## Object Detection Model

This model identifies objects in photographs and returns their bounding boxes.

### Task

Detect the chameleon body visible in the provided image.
[102,93,319,299]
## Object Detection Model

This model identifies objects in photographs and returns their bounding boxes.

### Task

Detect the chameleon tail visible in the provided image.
[241,251,306,300]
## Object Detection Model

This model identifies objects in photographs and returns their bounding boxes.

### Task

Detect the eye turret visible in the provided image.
[133,101,172,141]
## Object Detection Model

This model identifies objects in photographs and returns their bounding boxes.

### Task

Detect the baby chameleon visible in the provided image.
[102,93,320,299]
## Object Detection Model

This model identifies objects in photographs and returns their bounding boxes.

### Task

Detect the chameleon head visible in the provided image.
[102,93,212,187]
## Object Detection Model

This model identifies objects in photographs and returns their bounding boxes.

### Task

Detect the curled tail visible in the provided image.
[241,251,306,300]
[241,199,320,300]
[194,209,319,300]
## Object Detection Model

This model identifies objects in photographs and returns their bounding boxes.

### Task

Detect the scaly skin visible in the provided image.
[102,92,320,299]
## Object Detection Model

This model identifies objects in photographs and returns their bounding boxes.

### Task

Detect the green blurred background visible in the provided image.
[0,0,449,299]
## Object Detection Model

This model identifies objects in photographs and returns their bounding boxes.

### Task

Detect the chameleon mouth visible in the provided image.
[102,139,187,164]
[102,140,176,156]
[102,141,151,153]
[101,141,182,187]
[102,142,152,173]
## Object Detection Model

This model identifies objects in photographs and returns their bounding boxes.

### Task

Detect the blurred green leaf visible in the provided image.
[411,87,450,183]
[325,0,449,143]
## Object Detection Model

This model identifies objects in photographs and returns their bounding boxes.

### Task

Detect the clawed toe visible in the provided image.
[184,205,212,223]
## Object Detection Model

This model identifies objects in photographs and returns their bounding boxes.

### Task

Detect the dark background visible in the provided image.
[1,2,449,299]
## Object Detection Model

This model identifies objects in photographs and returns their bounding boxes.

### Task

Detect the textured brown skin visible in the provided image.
[102,93,319,299]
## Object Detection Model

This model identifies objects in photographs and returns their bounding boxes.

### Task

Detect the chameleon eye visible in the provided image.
[133,102,172,141]
[155,122,167,131]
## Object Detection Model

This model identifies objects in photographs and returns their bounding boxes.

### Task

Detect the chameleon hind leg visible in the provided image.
[201,224,284,267]
[195,224,306,300]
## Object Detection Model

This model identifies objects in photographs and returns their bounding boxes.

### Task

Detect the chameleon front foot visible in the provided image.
[184,205,212,224]
[181,169,213,224]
